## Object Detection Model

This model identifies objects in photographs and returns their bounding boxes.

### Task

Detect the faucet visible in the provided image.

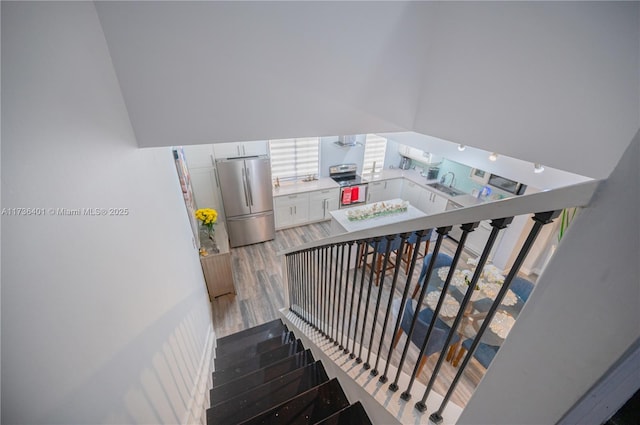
[440,171,456,187]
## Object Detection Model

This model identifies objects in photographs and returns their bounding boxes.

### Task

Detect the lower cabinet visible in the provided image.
[367,179,402,204]
[308,189,339,222]
[274,193,310,229]
[401,180,425,209]
[421,189,448,215]
[464,220,504,260]
[274,188,339,230]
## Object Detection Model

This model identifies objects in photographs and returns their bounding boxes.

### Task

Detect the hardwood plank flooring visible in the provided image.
[211,221,535,409]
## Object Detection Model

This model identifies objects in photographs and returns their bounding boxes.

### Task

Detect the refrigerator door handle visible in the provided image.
[245,165,254,206]
[241,167,250,207]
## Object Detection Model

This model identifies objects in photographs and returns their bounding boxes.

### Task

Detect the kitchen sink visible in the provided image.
[428,182,465,197]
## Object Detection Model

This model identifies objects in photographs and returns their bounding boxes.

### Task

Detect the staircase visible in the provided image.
[206,319,373,425]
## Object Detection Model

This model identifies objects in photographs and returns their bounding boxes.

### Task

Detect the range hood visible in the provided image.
[334,135,362,147]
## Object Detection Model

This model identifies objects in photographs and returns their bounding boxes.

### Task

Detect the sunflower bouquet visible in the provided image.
[195,208,218,238]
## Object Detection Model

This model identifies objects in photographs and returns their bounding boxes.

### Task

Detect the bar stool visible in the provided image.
[401,230,433,274]
[358,235,403,285]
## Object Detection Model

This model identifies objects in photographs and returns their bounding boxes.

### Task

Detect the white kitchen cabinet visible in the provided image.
[308,188,339,222]
[181,145,225,220]
[421,188,449,215]
[189,168,223,214]
[398,143,431,163]
[274,193,310,229]
[367,179,402,203]
[181,144,215,169]
[464,219,504,260]
[212,141,269,159]
[401,180,425,210]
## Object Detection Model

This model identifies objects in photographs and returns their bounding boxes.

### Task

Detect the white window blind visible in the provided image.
[269,137,320,180]
[363,134,387,173]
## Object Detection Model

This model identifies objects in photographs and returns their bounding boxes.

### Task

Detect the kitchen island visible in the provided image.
[329,198,427,235]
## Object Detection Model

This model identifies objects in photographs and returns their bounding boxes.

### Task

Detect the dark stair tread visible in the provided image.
[236,378,350,425]
[208,361,330,424]
[212,339,304,388]
[216,326,289,358]
[210,349,315,406]
[216,319,284,347]
[215,331,295,369]
[314,402,373,425]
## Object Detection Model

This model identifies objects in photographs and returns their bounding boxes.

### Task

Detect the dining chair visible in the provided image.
[392,299,459,376]
[400,230,433,274]
[358,235,403,286]
[510,277,534,302]
[412,252,454,299]
[471,275,534,316]
[454,338,500,369]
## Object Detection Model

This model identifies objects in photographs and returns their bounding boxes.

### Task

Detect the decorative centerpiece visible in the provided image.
[195,208,218,241]
[346,200,409,221]
[437,258,517,305]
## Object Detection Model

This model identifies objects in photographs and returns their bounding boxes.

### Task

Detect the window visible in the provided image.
[362,134,387,173]
[269,137,320,180]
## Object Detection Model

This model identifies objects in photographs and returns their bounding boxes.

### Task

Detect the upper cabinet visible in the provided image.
[399,143,432,163]
[181,144,215,169]
[212,141,269,159]
[181,144,225,219]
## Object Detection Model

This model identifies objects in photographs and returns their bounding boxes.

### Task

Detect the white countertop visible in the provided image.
[272,168,505,208]
[272,177,339,197]
[362,168,487,208]
[330,199,427,233]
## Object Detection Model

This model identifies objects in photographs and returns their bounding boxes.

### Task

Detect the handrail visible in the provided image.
[280,179,601,422]
[278,179,600,255]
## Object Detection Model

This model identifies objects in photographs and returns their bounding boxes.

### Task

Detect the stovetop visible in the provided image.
[329,163,367,187]
[331,175,366,187]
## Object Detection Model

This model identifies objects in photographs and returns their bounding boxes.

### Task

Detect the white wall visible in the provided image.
[413,1,639,180]
[95,1,431,147]
[319,136,366,177]
[93,1,638,181]
[1,3,213,424]
[458,132,640,424]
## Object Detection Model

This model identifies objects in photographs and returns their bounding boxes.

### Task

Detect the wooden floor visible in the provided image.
[211,221,518,409]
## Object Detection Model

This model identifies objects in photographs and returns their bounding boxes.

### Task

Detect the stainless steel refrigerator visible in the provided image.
[216,156,275,247]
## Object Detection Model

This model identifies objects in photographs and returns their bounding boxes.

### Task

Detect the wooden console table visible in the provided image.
[199,223,235,300]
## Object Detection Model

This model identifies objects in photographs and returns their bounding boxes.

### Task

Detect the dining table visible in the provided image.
[423,262,525,366]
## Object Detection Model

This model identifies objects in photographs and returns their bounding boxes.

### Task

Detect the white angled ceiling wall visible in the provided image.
[95,1,639,180]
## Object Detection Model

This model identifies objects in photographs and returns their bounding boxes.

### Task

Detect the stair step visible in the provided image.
[236,378,350,425]
[216,319,284,346]
[216,325,288,358]
[314,402,373,425]
[212,339,304,387]
[214,331,295,369]
[210,349,315,406]
[207,361,329,424]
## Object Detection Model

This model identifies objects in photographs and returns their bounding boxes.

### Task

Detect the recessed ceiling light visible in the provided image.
[534,163,545,173]
[457,144,466,151]
[489,152,498,161]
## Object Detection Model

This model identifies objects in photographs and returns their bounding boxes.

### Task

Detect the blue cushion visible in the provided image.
[416,253,454,290]
[407,229,433,244]
[367,235,403,253]
[462,338,499,369]
[510,277,534,302]
[400,299,459,357]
